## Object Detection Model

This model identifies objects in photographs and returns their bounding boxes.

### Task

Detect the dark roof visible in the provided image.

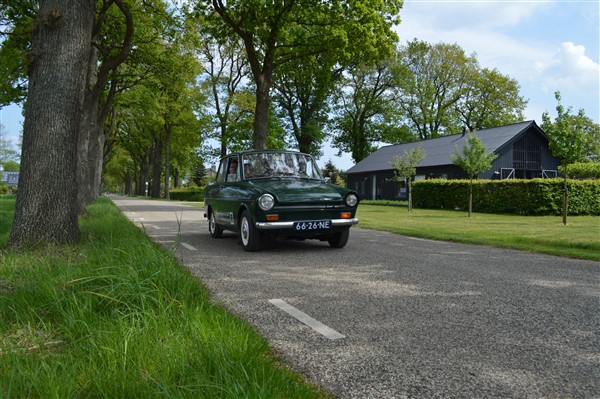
[346,121,543,174]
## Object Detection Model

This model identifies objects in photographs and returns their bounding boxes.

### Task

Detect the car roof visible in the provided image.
[223,149,311,158]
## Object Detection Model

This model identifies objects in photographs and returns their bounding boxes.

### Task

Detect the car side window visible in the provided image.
[216,159,227,183]
[226,157,239,182]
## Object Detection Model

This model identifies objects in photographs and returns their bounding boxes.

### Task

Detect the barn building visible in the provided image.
[345,121,561,200]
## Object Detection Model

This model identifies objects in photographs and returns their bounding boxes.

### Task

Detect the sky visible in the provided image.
[323,0,600,170]
[1,0,599,172]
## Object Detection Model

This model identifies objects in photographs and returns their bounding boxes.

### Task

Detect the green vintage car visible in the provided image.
[204,150,359,251]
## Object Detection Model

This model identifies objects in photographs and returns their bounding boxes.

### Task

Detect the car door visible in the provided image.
[212,156,243,229]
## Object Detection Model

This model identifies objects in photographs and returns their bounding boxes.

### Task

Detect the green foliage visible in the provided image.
[563,162,600,179]
[169,187,205,202]
[412,179,600,216]
[331,59,407,163]
[1,159,19,171]
[360,199,407,207]
[0,2,35,106]
[0,123,20,164]
[321,159,346,186]
[273,54,336,157]
[395,39,527,140]
[457,67,527,130]
[541,91,588,166]
[451,130,497,178]
[389,145,426,212]
[389,145,426,179]
[201,0,402,149]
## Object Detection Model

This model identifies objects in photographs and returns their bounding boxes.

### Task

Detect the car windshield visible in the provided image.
[242,152,323,180]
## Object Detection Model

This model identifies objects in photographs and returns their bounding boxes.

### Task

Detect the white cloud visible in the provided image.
[393,1,599,123]
[538,42,600,92]
[398,1,543,31]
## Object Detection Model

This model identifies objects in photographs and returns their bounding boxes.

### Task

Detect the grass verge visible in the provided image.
[0,196,328,398]
[357,205,600,261]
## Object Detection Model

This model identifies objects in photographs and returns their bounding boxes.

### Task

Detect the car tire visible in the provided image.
[240,210,260,252]
[328,229,349,248]
[209,210,223,238]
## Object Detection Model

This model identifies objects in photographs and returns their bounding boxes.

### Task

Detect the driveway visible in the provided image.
[110,196,600,399]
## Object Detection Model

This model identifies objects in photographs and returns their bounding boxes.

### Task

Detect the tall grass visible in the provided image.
[357,204,600,261]
[0,196,327,398]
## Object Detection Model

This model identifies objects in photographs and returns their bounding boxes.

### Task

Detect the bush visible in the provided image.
[169,186,204,201]
[412,178,600,216]
[563,162,600,179]
[360,199,407,207]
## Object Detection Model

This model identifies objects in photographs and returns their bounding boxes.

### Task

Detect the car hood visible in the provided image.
[248,179,346,204]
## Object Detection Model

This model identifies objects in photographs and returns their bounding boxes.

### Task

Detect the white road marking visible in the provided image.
[269,299,345,340]
[181,243,197,251]
[152,225,161,230]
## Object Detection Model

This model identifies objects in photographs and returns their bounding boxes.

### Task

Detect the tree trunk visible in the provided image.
[562,175,568,225]
[407,178,413,213]
[9,1,95,248]
[151,139,163,198]
[253,75,271,149]
[163,123,172,200]
[468,177,473,218]
[76,46,99,214]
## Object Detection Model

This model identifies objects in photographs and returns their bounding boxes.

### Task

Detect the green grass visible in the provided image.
[357,205,600,261]
[0,196,328,398]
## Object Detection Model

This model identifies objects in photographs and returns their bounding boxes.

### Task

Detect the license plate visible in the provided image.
[293,220,332,232]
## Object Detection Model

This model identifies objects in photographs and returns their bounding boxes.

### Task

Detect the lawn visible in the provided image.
[357,204,600,261]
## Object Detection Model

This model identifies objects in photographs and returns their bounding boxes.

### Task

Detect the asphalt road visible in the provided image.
[110,196,600,399]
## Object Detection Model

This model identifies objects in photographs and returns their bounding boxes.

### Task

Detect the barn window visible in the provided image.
[513,135,541,171]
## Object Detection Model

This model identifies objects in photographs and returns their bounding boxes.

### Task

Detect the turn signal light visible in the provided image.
[340,212,352,219]
[266,214,279,221]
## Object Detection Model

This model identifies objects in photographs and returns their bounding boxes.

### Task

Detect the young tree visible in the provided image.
[451,130,497,218]
[389,145,426,213]
[0,123,19,165]
[9,1,95,248]
[541,91,588,225]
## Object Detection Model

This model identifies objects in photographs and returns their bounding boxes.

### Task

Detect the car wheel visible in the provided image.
[240,210,260,252]
[209,210,223,238]
[328,229,349,248]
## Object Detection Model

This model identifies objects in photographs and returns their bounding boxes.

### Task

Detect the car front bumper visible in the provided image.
[255,218,359,230]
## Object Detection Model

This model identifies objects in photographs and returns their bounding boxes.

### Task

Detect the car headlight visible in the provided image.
[345,193,358,207]
[258,194,275,211]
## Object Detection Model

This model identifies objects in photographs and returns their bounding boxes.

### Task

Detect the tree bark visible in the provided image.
[253,74,271,149]
[9,0,95,248]
[163,122,172,200]
[562,175,568,225]
[76,0,133,213]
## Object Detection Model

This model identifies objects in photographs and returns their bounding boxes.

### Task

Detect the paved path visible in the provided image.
[110,196,600,399]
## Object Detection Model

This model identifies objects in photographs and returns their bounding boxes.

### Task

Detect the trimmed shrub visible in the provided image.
[412,178,600,216]
[564,162,600,179]
[169,186,204,202]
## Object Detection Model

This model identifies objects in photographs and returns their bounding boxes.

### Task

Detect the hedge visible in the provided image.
[412,178,600,216]
[169,186,204,202]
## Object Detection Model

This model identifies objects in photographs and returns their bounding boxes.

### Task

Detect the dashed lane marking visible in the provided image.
[269,299,345,340]
[181,243,197,251]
